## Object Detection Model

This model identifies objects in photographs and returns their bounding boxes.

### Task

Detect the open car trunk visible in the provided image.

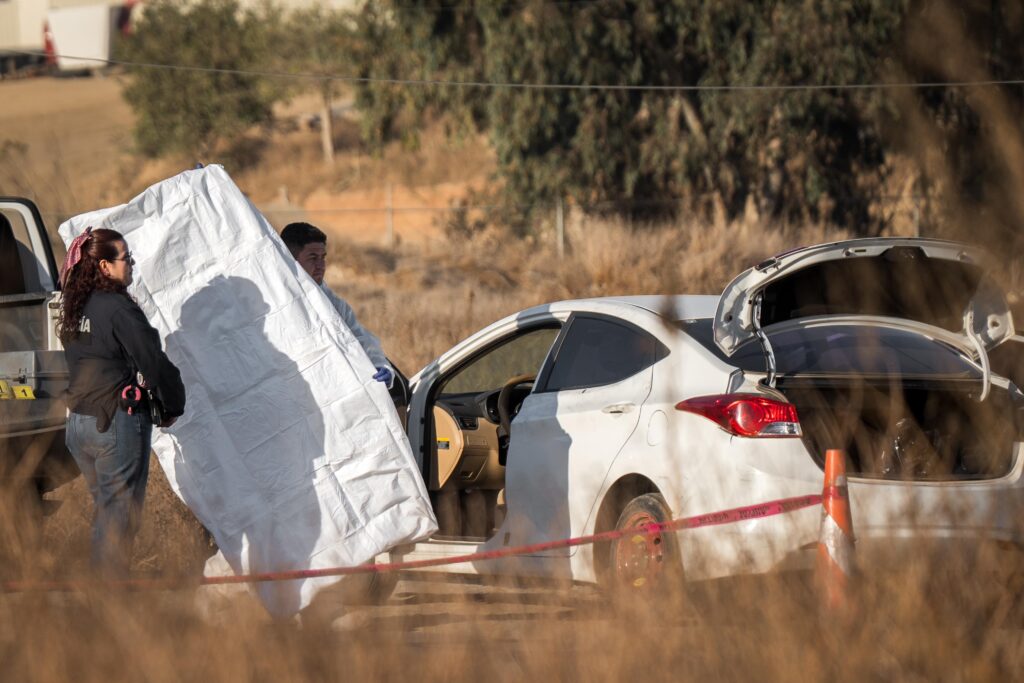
[708,237,1021,482]
[778,377,1020,481]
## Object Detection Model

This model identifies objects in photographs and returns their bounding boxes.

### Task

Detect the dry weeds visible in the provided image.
[2,479,1023,681]
[4,68,1024,683]
[0,221,1018,682]
[327,218,853,374]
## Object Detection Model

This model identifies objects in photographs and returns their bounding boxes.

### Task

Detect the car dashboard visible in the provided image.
[429,387,532,491]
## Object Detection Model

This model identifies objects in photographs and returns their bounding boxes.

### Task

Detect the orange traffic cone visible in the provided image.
[816,448,856,613]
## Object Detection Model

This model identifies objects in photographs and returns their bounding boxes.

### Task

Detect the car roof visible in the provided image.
[410,294,721,384]
[529,294,719,320]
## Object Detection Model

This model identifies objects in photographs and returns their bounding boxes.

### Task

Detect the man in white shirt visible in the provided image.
[280,222,394,387]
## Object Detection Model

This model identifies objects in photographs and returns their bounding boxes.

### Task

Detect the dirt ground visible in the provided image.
[0,76,134,159]
[0,75,493,246]
[0,75,136,214]
[4,74,1024,682]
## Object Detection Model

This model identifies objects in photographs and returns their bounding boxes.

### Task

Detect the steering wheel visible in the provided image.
[497,373,537,438]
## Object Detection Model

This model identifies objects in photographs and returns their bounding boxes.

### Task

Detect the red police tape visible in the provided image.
[1,493,823,593]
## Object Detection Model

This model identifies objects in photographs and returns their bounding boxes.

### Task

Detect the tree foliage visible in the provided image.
[347,2,488,147]
[120,0,283,159]
[352,1,915,230]
[891,0,1024,253]
[273,6,361,164]
[117,0,1024,243]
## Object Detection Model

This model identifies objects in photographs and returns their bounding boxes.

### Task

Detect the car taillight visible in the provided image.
[675,394,801,438]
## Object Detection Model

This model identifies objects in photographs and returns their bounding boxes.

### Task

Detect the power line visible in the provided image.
[15,49,1024,93]
[38,196,927,219]
[384,0,605,12]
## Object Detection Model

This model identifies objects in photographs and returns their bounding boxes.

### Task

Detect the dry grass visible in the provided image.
[327,218,852,374]
[3,190,1023,683]
[2,475,1023,682]
[4,70,1024,683]
[5,209,1020,682]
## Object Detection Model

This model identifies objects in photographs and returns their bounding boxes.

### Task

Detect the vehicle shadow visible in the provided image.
[486,310,658,586]
[494,383,575,579]
[165,275,324,618]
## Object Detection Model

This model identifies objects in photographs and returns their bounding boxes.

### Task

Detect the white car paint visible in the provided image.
[389,242,1024,586]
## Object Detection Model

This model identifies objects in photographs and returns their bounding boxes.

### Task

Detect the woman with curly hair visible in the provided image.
[58,227,185,577]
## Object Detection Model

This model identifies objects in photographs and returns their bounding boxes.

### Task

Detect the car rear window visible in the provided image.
[542,316,667,391]
[0,209,47,296]
[680,320,980,378]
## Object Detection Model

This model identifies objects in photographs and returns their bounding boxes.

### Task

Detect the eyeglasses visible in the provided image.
[109,251,135,265]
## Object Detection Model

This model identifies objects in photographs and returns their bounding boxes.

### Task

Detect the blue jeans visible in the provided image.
[65,410,152,577]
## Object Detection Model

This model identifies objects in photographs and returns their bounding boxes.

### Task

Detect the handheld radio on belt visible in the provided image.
[146,386,165,425]
[119,384,144,415]
[118,371,166,424]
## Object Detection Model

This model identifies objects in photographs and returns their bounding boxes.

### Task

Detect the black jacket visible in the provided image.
[64,291,185,432]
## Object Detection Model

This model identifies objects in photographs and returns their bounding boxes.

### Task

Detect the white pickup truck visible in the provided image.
[0,197,78,499]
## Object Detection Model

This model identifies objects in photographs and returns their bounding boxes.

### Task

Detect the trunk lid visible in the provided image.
[714,238,1013,358]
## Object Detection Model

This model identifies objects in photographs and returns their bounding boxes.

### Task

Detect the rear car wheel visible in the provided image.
[609,493,683,600]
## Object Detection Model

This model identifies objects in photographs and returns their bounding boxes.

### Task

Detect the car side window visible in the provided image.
[0,208,48,296]
[542,316,666,392]
[442,326,561,395]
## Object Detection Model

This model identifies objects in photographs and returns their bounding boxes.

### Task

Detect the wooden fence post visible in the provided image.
[556,196,565,258]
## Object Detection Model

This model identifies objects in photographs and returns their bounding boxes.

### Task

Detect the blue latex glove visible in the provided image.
[373,366,393,387]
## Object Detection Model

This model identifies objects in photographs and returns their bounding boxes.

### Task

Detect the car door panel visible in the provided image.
[500,314,666,556]
[501,367,654,556]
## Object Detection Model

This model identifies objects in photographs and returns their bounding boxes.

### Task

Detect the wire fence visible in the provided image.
[11,48,1024,94]
[35,191,932,251]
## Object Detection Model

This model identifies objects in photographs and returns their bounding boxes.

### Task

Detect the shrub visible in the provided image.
[119,0,283,159]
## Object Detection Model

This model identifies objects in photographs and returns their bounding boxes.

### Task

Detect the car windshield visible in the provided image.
[680,320,980,378]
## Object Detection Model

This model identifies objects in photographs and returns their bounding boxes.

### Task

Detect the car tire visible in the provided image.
[607,493,685,610]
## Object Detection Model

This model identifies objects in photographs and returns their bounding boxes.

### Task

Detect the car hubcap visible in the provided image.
[614,511,664,589]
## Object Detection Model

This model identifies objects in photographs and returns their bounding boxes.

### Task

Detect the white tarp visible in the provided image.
[60,166,437,617]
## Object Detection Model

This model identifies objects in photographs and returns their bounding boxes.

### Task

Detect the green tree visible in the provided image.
[347,2,489,148]
[120,0,282,159]
[891,0,1024,257]
[276,7,360,166]
[354,1,909,231]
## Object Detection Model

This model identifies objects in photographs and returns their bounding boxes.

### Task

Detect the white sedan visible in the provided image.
[388,237,1024,595]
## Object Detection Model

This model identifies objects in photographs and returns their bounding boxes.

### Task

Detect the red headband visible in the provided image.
[60,226,94,288]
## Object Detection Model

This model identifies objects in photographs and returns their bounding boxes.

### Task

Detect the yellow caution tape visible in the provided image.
[0,380,10,400]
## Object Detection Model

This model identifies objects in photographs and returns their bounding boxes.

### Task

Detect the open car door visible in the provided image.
[0,198,76,492]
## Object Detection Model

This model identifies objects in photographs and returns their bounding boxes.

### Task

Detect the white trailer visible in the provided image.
[3,0,356,76]
[46,1,126,72]
[0,0,129,75]
[0,0,49,74]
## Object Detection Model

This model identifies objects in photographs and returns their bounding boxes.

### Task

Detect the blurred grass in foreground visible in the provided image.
[2,219,1023,681]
